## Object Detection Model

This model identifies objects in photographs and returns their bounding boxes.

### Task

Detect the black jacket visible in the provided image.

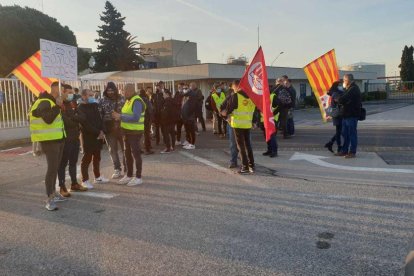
[338,82,361,118]
[181,89,198,122]
[152,90,165,123]
[161,97,178,125]
[61,101,84,142]
[78,102,103,152]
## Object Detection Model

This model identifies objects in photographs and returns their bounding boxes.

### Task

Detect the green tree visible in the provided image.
[399,45,414,82]
[0,5,88,77]
[94,1,143,72]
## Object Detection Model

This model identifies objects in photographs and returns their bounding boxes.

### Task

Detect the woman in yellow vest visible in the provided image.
[223,80,256,174]
[112,84,146,186]
[29,82,66,211]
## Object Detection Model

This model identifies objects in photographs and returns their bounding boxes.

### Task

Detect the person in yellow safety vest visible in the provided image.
[222,80,256,174]
[112,84,146,187]
[29,81,66,211]
[261,91,280,158]
[211,84,227,137]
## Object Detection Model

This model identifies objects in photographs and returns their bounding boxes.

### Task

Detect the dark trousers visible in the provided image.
[176,119,183,142]
[41,140,64,197]
[154,121,161,145]
[81,150,101,181]
[234,128,254,169]
[279,108,289,137]
[184,120,196,145]
[162,123,176,149]
[144,121,152,152]
[195,108,206,131]
[58,140,80,187]
[215,113,227,134]
[105,131,125,172]
[287,117,295,135]
[330,121,343,150]
[124,133,143,178]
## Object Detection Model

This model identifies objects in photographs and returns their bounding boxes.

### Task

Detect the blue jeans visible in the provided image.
[341,117,358,154]
[227,124,239,165]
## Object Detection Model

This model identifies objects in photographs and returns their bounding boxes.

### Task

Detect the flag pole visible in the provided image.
[257,25,260,49]
[58,79,62,96]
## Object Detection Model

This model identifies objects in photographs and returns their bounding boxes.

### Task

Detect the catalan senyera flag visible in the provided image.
[304,49,340,122]
[11,51,57,96]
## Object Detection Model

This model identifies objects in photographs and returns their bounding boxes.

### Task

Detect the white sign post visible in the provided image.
[40,39,77,95]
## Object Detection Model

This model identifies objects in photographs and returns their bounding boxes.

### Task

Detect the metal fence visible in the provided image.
[364,81,414,102]
[0,78,175,129]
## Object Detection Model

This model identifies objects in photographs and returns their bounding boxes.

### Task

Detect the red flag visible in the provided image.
[240,47,275,141]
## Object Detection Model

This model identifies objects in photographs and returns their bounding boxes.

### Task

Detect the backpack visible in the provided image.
[205,95,213,111]
[277,88,292,106]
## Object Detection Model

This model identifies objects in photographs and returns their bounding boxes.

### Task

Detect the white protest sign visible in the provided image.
[40,39,77,80]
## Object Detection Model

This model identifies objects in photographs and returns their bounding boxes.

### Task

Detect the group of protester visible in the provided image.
[29,80,208,211]
[29,73,362,211]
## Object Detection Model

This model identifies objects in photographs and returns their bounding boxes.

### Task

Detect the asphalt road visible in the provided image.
[0,122,413,276]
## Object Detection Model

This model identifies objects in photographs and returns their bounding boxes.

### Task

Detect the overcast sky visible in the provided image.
[3,0,414,75]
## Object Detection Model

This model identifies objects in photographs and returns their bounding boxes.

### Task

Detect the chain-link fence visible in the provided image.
[0,78,175,129]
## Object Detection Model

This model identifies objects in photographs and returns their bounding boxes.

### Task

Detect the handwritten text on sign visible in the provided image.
[40,39,77,80]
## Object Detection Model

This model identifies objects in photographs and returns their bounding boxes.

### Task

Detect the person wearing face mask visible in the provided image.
[57,84,88,197]
[324,81,344,154]
[211,84,227,138]
[336,74,362,158]
[99,82,126,179]
[152,81,165,146]
[29,81,66,211]
[78,89,108,189]
[160,89,177,153]
[181,83,198,149]
[173,83,185,145]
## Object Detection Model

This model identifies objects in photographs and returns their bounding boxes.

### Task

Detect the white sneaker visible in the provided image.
[112,169,122,179]
[127,177,143,187]
[118,175,132,185]
[175,141,181,146]
[182,140,190,147]
[184,144,195,150]
[94,176,109,184]
[82,180,94,189]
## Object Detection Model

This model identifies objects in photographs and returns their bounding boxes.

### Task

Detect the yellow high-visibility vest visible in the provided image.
[261,93,280,122]
[212,92,226,110]
[121,95,146,131]
[230,93,255,129]
[29,98,65,142]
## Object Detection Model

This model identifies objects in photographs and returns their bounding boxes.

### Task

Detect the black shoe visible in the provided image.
[262,151,271,156]
[324,142,334,153]
[238,167,249,174]
[228,163,238,169]
[269,152,278,158]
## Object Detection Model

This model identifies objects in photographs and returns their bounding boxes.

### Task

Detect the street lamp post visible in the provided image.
[271,51,284,66]
[174,40,190,66]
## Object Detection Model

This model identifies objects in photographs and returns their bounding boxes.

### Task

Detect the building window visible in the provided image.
[300,83,307,99]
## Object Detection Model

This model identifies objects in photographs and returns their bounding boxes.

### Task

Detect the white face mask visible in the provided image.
[342,83,347,89]
[183,89,188,93]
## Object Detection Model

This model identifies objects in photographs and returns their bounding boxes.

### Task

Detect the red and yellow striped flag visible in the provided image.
[304,49,340,122]
[11,51,57,96]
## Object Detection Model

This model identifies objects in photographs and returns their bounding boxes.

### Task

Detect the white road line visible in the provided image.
[74,192,119,199]
[290,152,414,174]
[18,151,33,156]
[0,147,22,152]
[179,151,253,183]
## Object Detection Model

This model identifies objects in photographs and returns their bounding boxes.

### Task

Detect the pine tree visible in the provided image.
[94,1,143,72]
[399,45,414,82]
